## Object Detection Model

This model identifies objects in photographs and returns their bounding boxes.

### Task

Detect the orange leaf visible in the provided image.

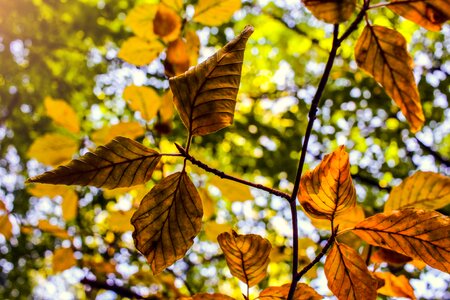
[44,97,80,133]
[153,4,182,42]
[0,213,12,240]
[53,247,76,273]
[36,220,70,239]
[371,247,412,266]
[353,209,450,273]
[259,283,323,299]
[374,272,416,300]
[302,0,356,24]
[123,85,162,121]
[165,38,190,77]
[355,25,424,132]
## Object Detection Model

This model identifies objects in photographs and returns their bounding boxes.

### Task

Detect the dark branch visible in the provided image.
[81,277,158,300]
[415,137,450,167]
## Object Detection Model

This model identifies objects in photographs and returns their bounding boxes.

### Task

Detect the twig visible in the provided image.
[415,137,450,167]
[81,277,158,299]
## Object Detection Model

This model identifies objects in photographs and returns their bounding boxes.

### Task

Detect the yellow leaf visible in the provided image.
[162,0,183,12]
[53,247,76,273]
[302,0,356,24]
[28,184,69,198]
[165,38,190,77]
[159,90,175,123]
[298,145,356,221]
[204,221,232,241]
[27,133,78,166]
[384,171,450,212]
[259,283,323,300]
[107,209,135,232]
[193,0,241,26]
[199,188,215,220]
[61,189,78,221]
[217,230,271,287]
[124,3,158,40]
[118,36,165,66]
[181,293,236,300]
[186,29,200,66]
[82,256,116,274]
[210,176,253,202]
[0,213,13,239]
[169,25,253,136]
[153,3,182,42]
[308,204,365,231]
[374,272,416,300]
[44,97,80,133]
[353,209,450,273]
[91,121,145,145]
[324,242,378,300]
[123,85,162,121]
[37,220,70,239]
[131,172,203,274]
[27,137,161,189]
[355,25,424,133]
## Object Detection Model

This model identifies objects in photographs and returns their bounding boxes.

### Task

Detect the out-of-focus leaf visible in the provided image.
[374,272,416,300]
[27,137,161,189]
[217,230,271,287]
[210,176,253,202]
[193,0,241,26]
[371,248,412,266]
[259,282,323,299]
[53,248,76,273]
[27,133,78,166]
[44,97,80,133]
[355,25,424,132]
[91,122,145,145]
[169,25,253,136]
[123,85,161,121]
[0,212,12,239]
[180,293,235,300]
[153,4,182,42]
[118,36,165,66]
[353,209,450,273]
[28,184,69,198]
[107,209,135,233]
[131,172,203,274]
[298,145,356,220]
[302,0,356,24]
[186,29,200,66]
[36,220,70,239]
[308,204,365,231]
[204,221,232,241]
[61,189,78,222]
[324,242,377,300]
[82,256,116,274]
[165,38,190,77]
[159,90,175,123]
[199,188,215,220]
[124,3,158,40]
[162,0,183,12]
[384,171,450,212]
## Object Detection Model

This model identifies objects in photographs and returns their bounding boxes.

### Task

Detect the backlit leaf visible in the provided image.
[199,188,215,220]
[123,85,161,121]
[210,176,253,202]
[27,137,161,189]
[44,97,80,133]
[169,25,253,136]
[27,133,78,166]
[374,272,416,299]
[61,189,78,222]
[28,184,69,198]
[217,230,271,287]
[162,0,183,12]
[204,221,232,241]
[186,29,200,66]
[355,25,424,132]
[165,38,190,77]
[181,293,235,300]
[124,3,158,40]
[308,204,365,231]
[53,247,76,273]
[353,209,450,273]
[159,90,176,123]
[131,172,203,274]
[153,4,182,42]
[371,247,412,266]
[324,242,378,300]
[259,283,323,299]
[0,213,12,239]
[384,171,450,212]
[302,0,356,24]
[118,36,165,66]
[298,145,356,220]
[193,0,241,26]
[91,121,145,145]
[108,209,135,233]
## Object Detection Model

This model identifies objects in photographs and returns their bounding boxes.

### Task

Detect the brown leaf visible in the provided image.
[374,272,416,299]
[324,242,378,300]
[355,25,424,132]
[384,171,450,212]
[371,247,412,266]
[298,145,356,220]
[217,230,271,287]
[26,137,161,189]
[302,0,356,24]
[259,283,323,299]
[169,25,254,136]
[353,209,450,273]
[131,172,203,274]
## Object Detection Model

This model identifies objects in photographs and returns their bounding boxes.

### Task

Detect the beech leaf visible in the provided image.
[324,242,378,300]
[27,133,78,166]
[131,172,203,274]
[302,0,356,24]
[44,97,80,133]
[217,230,271,287]
[169,25,254,136]
[298,145,356,220]
[193,0,241,26]
[118,36,165,66]
[259,283,323,299]
[374,272,416,300]
[26,137,161,189]
[355,25,424,132]
[123,85,161,121]
[353,209,450,273]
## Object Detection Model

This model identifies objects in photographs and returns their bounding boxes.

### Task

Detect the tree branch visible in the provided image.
[415,137,450,167]
[81,277,158,299]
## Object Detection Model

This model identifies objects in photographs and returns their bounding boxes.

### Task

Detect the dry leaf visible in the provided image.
[123,85,162,121]
[44,97,80,133]
[374,272,416,299]
[217,230,271,287]
[131,172,203,274]
[27,133,78,166]
[124,3,158,40]
[259,283,323,299]
[91,121,145,145]
[353,209,450,273]
[355,25,424,133]
[118,36,165,66]
[169,25,254,136]
[302,0,356,24]
[210,176,253,202]
[193,0,241,26]
[27,137,161,189]
[371,247,412,266]
[53,247,76,273]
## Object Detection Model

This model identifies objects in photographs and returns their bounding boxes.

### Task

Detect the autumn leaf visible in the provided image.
[28,184,69,198]
[193,0,241,26]
[324,242,378,300]
[374,272,416,299]
[61,189,78,221]
[302,0,356,24]
[199,188,215,220]
[91,121,145,145]
[259,283,322,299]
[36,220,70,239]
[384,171,450,212]
[307,204,365,231]
[44,97,80,133]
[355,25,424,132]
[165,38,190,77]
[107,209,135,233]
[298,145,356,220]
[204,221,232,241]
[217,230,271,287]
[186,29,200,66]
[169,25,254,136]
[210,175,253,202]
[124,3,158,40]
[161,0,183,12]
[26,137,161,189]
[0,211,12,240]
[118,36,165,66]
[123,85,161,121]
[131,172,203,274]
[180,293,235,300]
[353,209,450,273]
[371,247,412,266]
[153,4,182,42]
[27,133,78,166]
[53,247,76,273]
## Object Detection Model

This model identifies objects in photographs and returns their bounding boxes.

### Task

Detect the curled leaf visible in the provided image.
[302,0,356,24]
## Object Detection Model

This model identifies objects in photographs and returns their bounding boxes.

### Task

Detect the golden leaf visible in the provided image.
[324,242,378,300]
[44,97,80,133]
[180,293,235,300]
[217,230,271,287]
[82,256,116,274]
[302,0,356,24]
[355,25,424,132]
[123,85,162,121]
[131,172,203,274]
[37,220,70,239]
[374,272,416,300]
[124,3,158,40]
[199,188,215,220]
[53,247,76,273]
[91,121,145,145]
[153,4,182,42]
[186,29,200,66]
[161,0,183,12]
[204,221,232,241]
[169,25,253,136]
[107,209,135,233]
[28,184,69,198]
[159,90,175,123]
[298,145,356,220]
[384,171,450,212]
[0,213,12,240]
[61,189,78,221]
[210,176,253,202]
[27,133,78,166]
[27,137,161,189]
[353,209,450,273]
[308,204,365,231]
[165,38,190,77]
[259,283,323,299]
[118,36,165,66]
[193,0,241,26]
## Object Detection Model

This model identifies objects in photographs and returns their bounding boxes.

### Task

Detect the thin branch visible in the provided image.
[81,277,158,299]
[338,0,371,44]
[175,143,291,200]
[415,137,450,167]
